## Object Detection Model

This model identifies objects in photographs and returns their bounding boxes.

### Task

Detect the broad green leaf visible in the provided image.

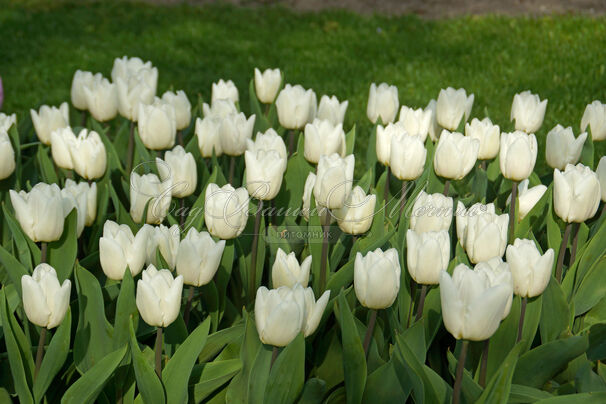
[476,342,522,404]
[0,242,29,296]
[47,209,78,282]
[113,269,138,349]
[199,322,244,362]
[539,277,570,343]
[36,145,58,184]
[508,384,553,402]
[265,333,305,404]
[573,257,606,315]
[2,203,33,269]
[446,351,482,404]
[297,378,327,404]
[534,392,606,403]
[575,361,606,393]
[191,359,242,402]
[128,321,165,404]
[247,344,272,404]
[362,360,408,403]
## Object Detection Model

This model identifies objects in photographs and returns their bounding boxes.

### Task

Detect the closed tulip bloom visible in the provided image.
[508,179,548,220]
[255,284,306,346]
[334,186,376,235]
[554,163,601,223]
[99,220,149,279]
[136,265,183,328]
[317,95,348,125]
[153,224,180,270]
[245,149,286,200]
[474,257,513,318]
[247,128,288,170]
[63,179,97,226]
[302,287,330,337]
[436,87,474,131]
[0,132,15,180]
[439,265,511,341]
[10,183,65,242]
[138,99,177,150]
[376,121,407,166]
[304,119,346,164]
[425,99,440,142]
[511,91,547,133]
[367,82,399,124]
[272,248,312,288]
[71,70,94,110]
[581,100,606,141]
[506,239,554,298]
[220,112,256,156]
[398,105,432,142]
[50,127,77,170]
[301,172,317,221]
[390,133,427,181]
[465,117,500,160]
[195,116,223,157]
[406,229,450,285]
[203,99,238,119]
[116,74,155,121]
[545,125,587,170]
[500,131,538,181]
[205,183,249,239]
[355,248,401,309]
[21,264,70,329]
[433,130,479,180]
[597,157,606,202]
[83,74,118,122]
[254,68,282,104]
[212,79,239,104]
[276,84,317,130]
[314,153,355,209]
[70,129,107,180]
[0,112,16,133]
[157,146,197,198]
[111,56,157,92]
[141,224,159,265]
[176,228,225,287]
[130,172,172,224]
[60,187,87,237]
[162,90,191,130]
[30,102,69,145]
[456,201,508,264]
[409,191,453,233]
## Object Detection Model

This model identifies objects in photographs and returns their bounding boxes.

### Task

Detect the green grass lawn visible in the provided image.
[1,0,606,173]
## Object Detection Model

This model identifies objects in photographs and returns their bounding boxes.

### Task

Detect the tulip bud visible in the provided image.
[366,82,398,124]
[246,128,288,170]
[581,100,606,141]
[0,132,16,180]
[130,172,172,224]
[304,119,346,164]
[354,248,401,309]
[456,202,508,264]
[317,95,348,126]
[30,102,69,145]
[314,154,355,209]
[136,265,183,327]
[10,183,65,242]
[83,74,118,122]
[220,112,256,156]
[50,127,76,170]
[254,68,282,104]
[390,132,427,181]
[153,224,180,270]
[116,74,155,121]
[203,99,238,119]
[212,79,239,104]
[302,287,330,337]
[301,173,333,222]
[111,56,157,93]
[433,130,479,180]
[436,87,474,131]
[406,229,450,285]
[398,105,432,142]
[474,257,513,318]
[511,91,547,133]
[545,124,587,170]
[99,220,149,280]
[409,191,453,233]
[176,228,225,287]
[0,112,16,133]
[272,248,312,288]
[465,117,500,160]
[245,149,286,200]
[506,239,554,298]
[499,131,538,181]
[276,84,317,130]
[71,70,95,110]
[195,116,223,158]
[553,163,601,223]
[255,284,306,346]
[376,122,407,166]
[138,98,177,150]
[21,264,70,329]
[70,129,107,180]
[141,224,158,265]
[333,186,376,235]
[157,146,197,198]
[597,156,606,202]
[60,180,91,236]
[161,90,191,130]
[507,179,547,220]
[439,265,510,341]
[205,183,249,239]
[426,99,440,142]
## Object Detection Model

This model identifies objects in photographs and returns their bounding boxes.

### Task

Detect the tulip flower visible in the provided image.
[83,74,118,122]
[30,102,69,145]
[465,117,500,160]
[220,112,256,156]
[317,95,348,126]
[60,188,87,237]
[398,105,432,142]
[71,129,107,180]
[409,191,453,233]
[141,224,158,265]
[304,119,346,164]
[50,127,76,170]
[116,74,155,121]
[203,99,238,119]
[176,228,225,286]
[62,178,97,226]
[436,87,474,131]
[506,239,554,298]
[425,99,440,142]
[553,163,601,223]
[456,202,508,264]
[390,132,427,181]
[597,156,606,202]
[111,56,158,94]
[507,179,547,220]
[157,145,197,198]
[245,149,286,200]
[136,264,183,328]
[255,284,306,347]
[433,130,479,180]
[0,112,16,133]
[272,248,312,288]
[406,229,450,285]
[0,131,15,180]
[130,172,172,224]
[375,121,407,166]
[70,70,94,110]
[212,79,239,104]
[545,124,587,170]
[99,220,149,280]
[313,153,355,209]
[254,68,282,104]
[366,82,399,124]
[333,186,376,235]
[151,224,180,270]
[511,91,547,133]
[204,183,249,239]
[474,257,513,319]
[10,183,65,242]
[21,264,70,329]
[247,128,288,169]
[161,90,191,130]
[275,84,317,130]
[195,116,223,157]
[302,287,331,337]
[138,98,177,150]
[354,248,401,309]
[499,131,538,181]
[581,100,606,141]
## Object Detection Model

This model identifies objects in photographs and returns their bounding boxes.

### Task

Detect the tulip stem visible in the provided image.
[179,198,186,230]
[249,200,264,302]
[155,327,163,381]
[384,167,390,202]
[320,222,330,293]
[183,286,195,328]
[509,181,518,244]
[442,180,450,196]
[569,223,580,267]
[453,341,469,404]
[270,346,279,369]
[126,121,135,174]
[479,339,489,387]
[265,103,271,116]
[400,180,408,216]
[81,110,87,127]
[34,327,47,381]
[415,284,427,322]
[40,242,47,264]
[555,223,573,283]
[362,309,378,357]
[406,280,416,328]
[228,156,236,184]
[177,130,183,147]
[288,130,296,157]
[480,160,487,171]
[517,296,527,343]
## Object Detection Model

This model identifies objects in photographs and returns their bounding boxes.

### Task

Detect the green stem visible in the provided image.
[183,285,195,328]
[126,121,135,174]
[155,327,163,380]
[384,167,390,202]
[415,284,427,322]
[249,200,264,302]
[228,156,236,184]
[270,346,279,369]
[40,242,47,264]
[555,223,573,283]
[362,309,378,357]
[288,130,296,157]
[479,339,489,387]
[443,180,450,196]
[34,327,47,381]
[319,222,329,292]
[569,223,579,267]
[453,341,469,404]
[400,180,408,216]
[517,296,527,343]
[509,181,518,244]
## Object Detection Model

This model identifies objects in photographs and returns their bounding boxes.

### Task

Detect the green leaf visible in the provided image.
[199,322,244,362]
[129,321,165,404]
[575,360,606,393]
[446,351,482,404]
[47,208,78,282]
[580,131,594,168]
[476,342,522,404]
[0,242,29,296]
[539,277,570,343]
[113,269,138,349]
[534,392,606,403]
[2,203,33,269]
[345,125,356,155]
[362,360,408,403]
[191,359,242,402]
[573,256,606,315]
[297,378,327,404]
[265,334,305,404]
[247,344,273,404]
[36,145,58,184]
[248,79,272,133]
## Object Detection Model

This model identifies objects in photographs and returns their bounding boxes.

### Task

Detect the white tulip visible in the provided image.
[474,257,513,319]
[511,91,547,133]
[60,188,87,237]
[465,117,500,160]
[62,178,97,228]
[70,70,95,110]
[456,201,508,264]
[0,112,17,133]
[220,112,256,156]
[246,128,288,171]
[245,149,286,200]
[116,74,155,121]
[302,288,330,337]
[366,82,399,124]
[597,156,606,202]
[138,98,177,150]
[99,220,149,280]
[30,103,69,145]
[507,179,547,220]
[275,84,317,130]
[255,284,306,346]
[314,154,355,209]
[553,163,601,223]
[70,129,107,180]
[433,130,479,180]
[83,74,118,122]
[398,105,432,142]
[50,127,76,170]
[0,131,15,180]
[581,100,606,141]
[10,183,65,242]
[21,264,70,329]
[111,56,157,93]
[425,99,440,142]
[317,95,348,125]
[176,228,225,287]
[202,99,238,119]
[141,224,158,265]
[301,172,318,221]
[212,79,239,104]
[304,119,346,164]
[506,239,554,298]
[195,116,223,157]
[436,87,474,131]
[500,131,538,181]
[204,183,249,239]
[152,224,180,270]
[354,248,401,309]
[136,265,183,328]
[390,132,427,181]
[162,90,191,130]
[129,172,172,224]
[272,248,312,288]
[333,186,376,235]
[545,124,587,170]
[406,229,450,285]
[376,121,407,166]
[157,145,197,198]
[409,191,453,233]
[254,68,282,104]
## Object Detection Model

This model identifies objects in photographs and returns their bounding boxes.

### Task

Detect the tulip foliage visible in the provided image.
[2,59,606,404]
